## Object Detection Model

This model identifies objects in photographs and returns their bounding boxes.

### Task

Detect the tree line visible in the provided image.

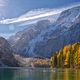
[50,42,80,68]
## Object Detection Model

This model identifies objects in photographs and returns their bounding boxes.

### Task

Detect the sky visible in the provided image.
[0,0,79,19]
[0,0,80,38]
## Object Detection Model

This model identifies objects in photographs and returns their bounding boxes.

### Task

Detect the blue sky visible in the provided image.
[0,0,80,38]
[0,0,79,19]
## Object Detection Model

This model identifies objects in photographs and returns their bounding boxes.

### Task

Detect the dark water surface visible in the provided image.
[0,68,80,80]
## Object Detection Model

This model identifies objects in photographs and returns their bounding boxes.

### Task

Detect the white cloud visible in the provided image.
[0,2,80,25]
[0,8,63,25]
[0,4,4,7]
[0,0,8,7]
[0,33,15,39]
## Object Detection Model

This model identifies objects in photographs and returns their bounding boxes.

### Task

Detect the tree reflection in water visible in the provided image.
[0,68,80,80]
[50,69,80,80]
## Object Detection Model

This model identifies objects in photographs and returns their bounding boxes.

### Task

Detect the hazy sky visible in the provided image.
[0,0,80,38]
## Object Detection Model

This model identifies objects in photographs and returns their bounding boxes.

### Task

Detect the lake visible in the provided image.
[0,68,80,80]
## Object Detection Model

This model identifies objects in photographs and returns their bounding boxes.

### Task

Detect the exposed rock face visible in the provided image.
[9,6,80,58]
[0,37,18,67]
[9,20,51,57]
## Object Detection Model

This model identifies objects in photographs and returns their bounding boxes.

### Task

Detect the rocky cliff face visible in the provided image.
[0,37,18,67]
[9,6,80,58]
[9,20,51,57]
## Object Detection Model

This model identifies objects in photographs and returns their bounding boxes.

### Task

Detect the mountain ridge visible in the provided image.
[0,37,18,67]
[8,5,80,58]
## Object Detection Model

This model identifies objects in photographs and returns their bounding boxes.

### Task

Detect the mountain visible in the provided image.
[9,20,51,57]
[50,42,80,68]
[9,6,80,58]
[0,37,18,67]
[0,8,61,39]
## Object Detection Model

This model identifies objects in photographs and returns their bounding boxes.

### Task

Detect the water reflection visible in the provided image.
[0,68,80,80]
[0,69,14,80]
[50,69,80,80]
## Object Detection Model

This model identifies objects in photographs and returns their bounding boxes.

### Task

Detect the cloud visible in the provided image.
[0,4,5,7]
[0,33,15,39]
[0,2,80,25]
[0,0,8,7]
[0,8,63,25]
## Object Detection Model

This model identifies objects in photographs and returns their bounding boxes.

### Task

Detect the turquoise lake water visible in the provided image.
[0,68,80,80]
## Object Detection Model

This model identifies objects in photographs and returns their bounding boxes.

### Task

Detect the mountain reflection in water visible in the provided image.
[0,68,80,80]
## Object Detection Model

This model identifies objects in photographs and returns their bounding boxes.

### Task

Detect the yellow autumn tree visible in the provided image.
[50,52,58,68]
[57,49,63,68]
[76,43,80,67]
[63,45,71,67]
[50,42,80,68]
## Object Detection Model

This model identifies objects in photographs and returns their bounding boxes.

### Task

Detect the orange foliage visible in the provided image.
[50,42,80,68]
